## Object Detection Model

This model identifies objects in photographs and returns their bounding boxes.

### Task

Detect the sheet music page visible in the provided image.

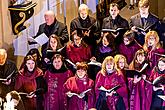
[34,33,49,46]
[88,61,102,67]
[158,95,165,101]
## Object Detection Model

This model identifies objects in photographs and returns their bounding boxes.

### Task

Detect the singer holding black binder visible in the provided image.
[102,3,129,47]
[95,56,128,110]
[149,57,165,110]
[0,49,18,99]
[70,4,100,55]
[130,0,160,46]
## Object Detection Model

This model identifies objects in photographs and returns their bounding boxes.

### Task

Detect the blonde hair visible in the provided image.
[143,31,161,51]
[138,0,149,8]
[114,54,128,71]
[101,56,114,76]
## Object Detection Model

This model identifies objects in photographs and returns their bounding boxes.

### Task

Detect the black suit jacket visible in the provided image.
[35,20,69,46]
[102,15,129,45]
[0,60,18,97]
[130,13,160,45]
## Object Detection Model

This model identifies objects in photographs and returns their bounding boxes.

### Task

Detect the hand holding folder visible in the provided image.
[0,71,15,82]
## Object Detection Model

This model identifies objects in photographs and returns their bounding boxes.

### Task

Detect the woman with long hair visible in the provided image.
[95,56,128,110]
[41,34,64,70]
[15,55,45,110]
[143,31,165,69]
[149,57,165,110]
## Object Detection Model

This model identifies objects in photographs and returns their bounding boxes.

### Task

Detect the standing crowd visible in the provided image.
[0,0,165,110]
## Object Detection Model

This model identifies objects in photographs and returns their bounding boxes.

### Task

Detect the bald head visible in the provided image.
[44,10,56,25]
[0,49,7,65]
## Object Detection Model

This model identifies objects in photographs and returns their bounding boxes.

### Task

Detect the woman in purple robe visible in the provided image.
[143,31,165,69]
[119,30,141,64]
[149,57,165,110]
[95,56,128,110]
[44,54,73,110]
[64,62,95,110]
[66,29,91,64]
[128,49,151,110]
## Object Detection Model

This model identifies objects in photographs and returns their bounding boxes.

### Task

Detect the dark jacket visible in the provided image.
[70,16,100,55]
[102,15,129,45]
[0,60,18,98]
[35,20,69,51]
[130,13,160,45]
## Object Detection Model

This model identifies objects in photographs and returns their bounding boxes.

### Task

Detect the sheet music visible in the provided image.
[65,59,77,68]
[0,71,15,81]
[28,33,49,46]
[158,95,165,101]
[139,63,148,73]
[66,88,91,98]
[99,85,120,93]
[88,61,102,67]
[102,28,124,32]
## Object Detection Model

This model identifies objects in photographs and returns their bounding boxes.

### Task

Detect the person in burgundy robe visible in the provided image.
[128,49,152,110]
[66,29,92,64]
[143,31,165,69]
[119,30,141,64]
[114,54,129,85]
[114,54,129,109]
[20,48,43,70]
[15,55,44,110]
[64,62,95,110]
[95,56,128,110]
[149,57,165,110]
[44,54,73,110]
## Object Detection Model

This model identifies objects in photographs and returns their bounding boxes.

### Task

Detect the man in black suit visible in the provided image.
[34,10,69,51]
[130,0,160,46]
[102,3,129,47]
[0,49,18,99]
[70,4,100,55]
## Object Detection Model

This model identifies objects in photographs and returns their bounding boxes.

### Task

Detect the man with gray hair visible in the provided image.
[0,49,18,99]
[34,10,69,53]
[70,4,100,56]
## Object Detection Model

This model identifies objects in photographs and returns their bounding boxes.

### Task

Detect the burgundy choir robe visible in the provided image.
[147,48,165,69]
[128,61,152,110]
[66,43,92,63]
[149,69,165,106]
[64,76,95,110]
[44,69,73,110]
[15,67,43,110]
[119,41,141,64]
[95,71,129,110]
[128,78,152,110]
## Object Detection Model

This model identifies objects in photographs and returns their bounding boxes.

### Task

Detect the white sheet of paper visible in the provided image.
[28,33,49,46]
[35,33,49,45]
[88,61,102,67]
